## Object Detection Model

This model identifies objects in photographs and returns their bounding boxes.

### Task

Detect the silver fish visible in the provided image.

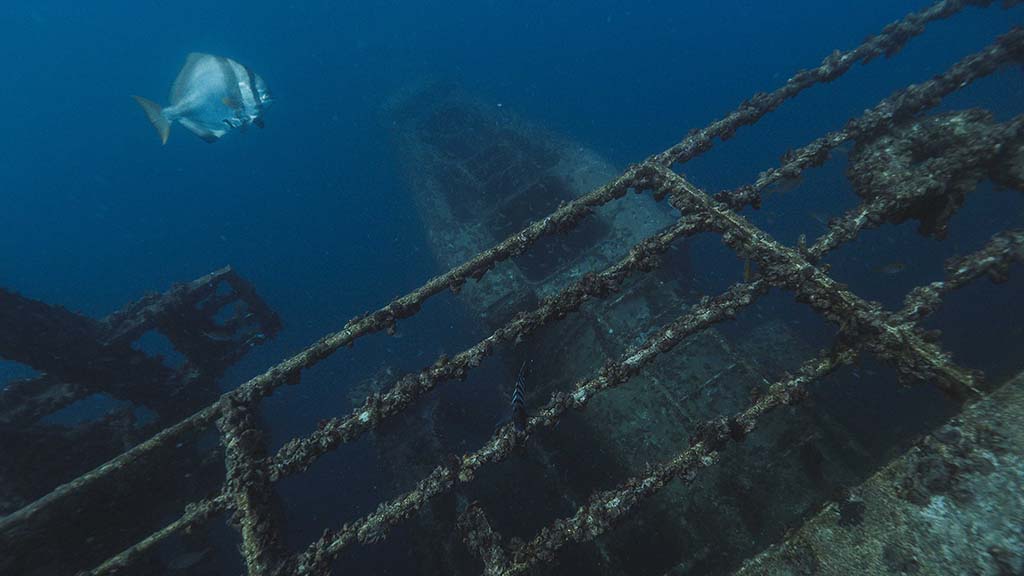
[132,52,272,144]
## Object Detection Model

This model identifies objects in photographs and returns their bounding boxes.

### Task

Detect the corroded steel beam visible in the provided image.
[900,229,1024,323]
[458,504,509,576]
[461,227,1022,575]
[651,164,981,397]
[268,217,700,481]
[0,266,283,427]
[476,350,853,576]
[715,27,1024,212]
[0,266,281,576]
[651,0,1006,168]
[810,113,1024,259]
[84,212,708,576]
[287,281,770,575]
[218,400,283,576]
[0,287,174,421]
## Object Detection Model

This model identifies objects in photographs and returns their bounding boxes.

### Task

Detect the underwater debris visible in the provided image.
[0,266,280,576]
[0,266,280,434]
[736,369,1024,576]
[848,109,1024,239]
[716,27,1024,214]
[1,2,1022,576]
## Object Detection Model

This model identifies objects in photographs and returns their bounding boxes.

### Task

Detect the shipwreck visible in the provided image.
[1,1,1023,575]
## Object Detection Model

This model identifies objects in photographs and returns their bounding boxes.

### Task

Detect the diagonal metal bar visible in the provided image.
[287,280,769,574]
[464,225,1024,575]
[715,27,1024,212]
[268,215,700,480]
[807,112,1024,261]
[900,229,1024,323]
[268,21,1024,487]
[647,164,981,397]
[111,195,1011,575]
[1,168,634,549]
[651,0,1003,167]
[481,349,854,576]
[80,211,704,575]
[85,495,231,575]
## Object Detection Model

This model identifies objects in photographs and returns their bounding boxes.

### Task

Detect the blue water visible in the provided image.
[1,1,1021,574]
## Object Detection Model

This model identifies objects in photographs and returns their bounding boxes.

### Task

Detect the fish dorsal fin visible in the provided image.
[170,52,211,103]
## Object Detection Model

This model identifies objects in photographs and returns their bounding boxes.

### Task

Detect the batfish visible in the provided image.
[132,52,272,144]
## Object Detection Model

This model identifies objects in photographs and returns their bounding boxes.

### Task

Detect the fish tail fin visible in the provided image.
[131,95,171,145]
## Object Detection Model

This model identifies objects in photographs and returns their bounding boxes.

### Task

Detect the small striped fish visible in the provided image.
[511,360,528,432]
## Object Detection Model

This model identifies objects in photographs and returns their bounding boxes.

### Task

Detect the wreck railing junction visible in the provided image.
[1,1,1021,574]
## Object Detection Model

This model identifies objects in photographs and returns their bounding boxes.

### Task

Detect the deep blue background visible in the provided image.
[1,1,1021,573]
[1,1,1018,319]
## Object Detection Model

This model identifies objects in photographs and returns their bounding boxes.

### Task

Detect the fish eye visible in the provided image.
[255,77,273,102]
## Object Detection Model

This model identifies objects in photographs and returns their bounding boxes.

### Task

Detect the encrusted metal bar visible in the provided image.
[900,229,1024,323]
[268,217,701,480]
[944,229,1024,286]
[649,165,981,397]
[79,214,703,576]
[288,281,769,574]
[4,171,639,542]
[490,350,854,576]
[651,0,997,168]
[809,112,1024,260]
[86,495,231,575]
[458,504,509,576]
[0,375,90,429]
[86,225,1011,576]
[0,402,223,545]
[715,27,1024,212]
[464,227,1024,575]
[217,400,283,576]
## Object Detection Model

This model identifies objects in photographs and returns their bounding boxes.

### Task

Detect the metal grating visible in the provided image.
[1,1,1022,575]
